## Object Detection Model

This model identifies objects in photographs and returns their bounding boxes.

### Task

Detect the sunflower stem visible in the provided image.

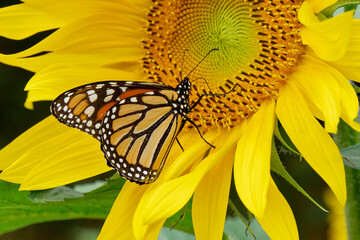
[333,120,360,239]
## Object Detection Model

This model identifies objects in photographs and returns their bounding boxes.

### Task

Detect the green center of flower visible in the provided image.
[142,0,304,130]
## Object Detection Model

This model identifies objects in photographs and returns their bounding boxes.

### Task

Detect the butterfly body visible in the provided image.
[51,79,192,184]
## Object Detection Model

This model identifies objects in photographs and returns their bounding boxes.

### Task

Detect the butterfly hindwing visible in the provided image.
[100,89,183,183]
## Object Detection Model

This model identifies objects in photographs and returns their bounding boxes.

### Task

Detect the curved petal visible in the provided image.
[19,137,109,190]
[0,0,147,40]
[327,19,360,82]
[192,148,235,240]
[306,0,337,13]
[24,65,144,109]
[234,99,275,217]
[0,117,108,189]
[276,81,346,206]
[133,122,246,240]
[0,116,58,170]
[291,55,341,133]
[98,182,149,240]
[256,178,299,240]
[0,4,62,40]
[303,52,360,132]
[161,130,219,182]
[299,1,353,61]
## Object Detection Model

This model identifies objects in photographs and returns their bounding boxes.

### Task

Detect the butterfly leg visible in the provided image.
[176,137,185,152]
[190,84,240,111]
[185,117,215,148]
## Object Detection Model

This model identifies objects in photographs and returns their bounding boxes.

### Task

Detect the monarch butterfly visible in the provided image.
[51,49,221,184]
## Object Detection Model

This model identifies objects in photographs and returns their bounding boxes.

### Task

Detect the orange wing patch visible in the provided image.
[119,89,154,100]
[96,101,117,121]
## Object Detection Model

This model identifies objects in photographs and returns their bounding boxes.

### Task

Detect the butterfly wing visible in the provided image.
[100,89,183,184]
[51,81,171,140]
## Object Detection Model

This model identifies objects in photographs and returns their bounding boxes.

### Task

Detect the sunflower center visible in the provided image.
[142,0,304,130]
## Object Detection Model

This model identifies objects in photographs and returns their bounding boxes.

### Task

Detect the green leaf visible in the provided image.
[334,120,360,240]
[274,120,300,156]
[28,186,84,203]
[270,140,328,212]
[224,217,269,240]
[340,143,360,169]
[0,177,124,235]
[321,1,360,18]
[163,199,194,234]
[159,227,195,240]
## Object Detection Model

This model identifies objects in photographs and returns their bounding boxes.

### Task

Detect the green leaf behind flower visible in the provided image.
[0,177,124,235]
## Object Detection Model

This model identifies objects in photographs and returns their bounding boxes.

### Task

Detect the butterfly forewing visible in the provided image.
[51,81,172,140]
[100,89,183,183]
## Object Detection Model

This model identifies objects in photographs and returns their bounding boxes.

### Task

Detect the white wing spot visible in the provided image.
[104,95,113,102]
[86,120,93,127]
[95,123,101,129]
[130,97,137,103]
[87,90,95,95]
[84,106,95,117]
[107,89,115,95]
[120,87,127,92]
[64,97,70,103]
[89,94,97,102]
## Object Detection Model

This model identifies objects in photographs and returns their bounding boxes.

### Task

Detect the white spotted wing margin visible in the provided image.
[100,88,184,184]
[51,81,172,141]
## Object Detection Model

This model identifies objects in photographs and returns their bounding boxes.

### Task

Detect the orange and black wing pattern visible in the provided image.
[51,81,171,140]
[101,89,183,183]
[51,81,186,184]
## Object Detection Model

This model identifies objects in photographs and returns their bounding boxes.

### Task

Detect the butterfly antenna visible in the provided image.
[180,49,189,81]
[185,48,219,78]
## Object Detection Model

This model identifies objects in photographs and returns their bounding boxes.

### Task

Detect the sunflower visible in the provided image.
[1,0,359,239]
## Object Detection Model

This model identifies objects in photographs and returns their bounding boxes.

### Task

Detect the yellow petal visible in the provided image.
[161,130,219,182]
[0,116,57,170]
[0,1,148,40]
[98,182,149,240]
[327,19,360,82]
[291,56,341,133]
[0,4,62,40]
[299,2,353,61]
[133,122,246,239]
[0,116,108,189]
[303,52,360,132]
[276,81,346,206]
[305,0,337,13]
[324,190,348,240]
[256,178,299,240]
[234,98,275,217]
[24,65,144,109]
[192,148,234,240]
[0,46,142,73]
